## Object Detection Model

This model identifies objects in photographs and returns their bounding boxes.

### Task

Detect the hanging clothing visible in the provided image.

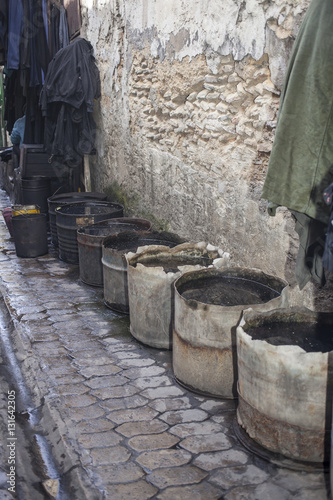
[261,0,333,288]
[2,0,72,146]
[50,2,70,58]
[40,37,100,165]
[0,0,8,66]
[7,0,24,70]
[40,37,100,113]
[28,0,50,87]
[63,0,81,40]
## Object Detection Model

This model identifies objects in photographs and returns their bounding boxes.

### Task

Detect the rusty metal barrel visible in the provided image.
[56,201,124,264]
[127,242,227,349]
[102,230,186,314]
[77,218,152,287]
[48,191,107,246]
[236,307,333,467]
[173,267,289,399]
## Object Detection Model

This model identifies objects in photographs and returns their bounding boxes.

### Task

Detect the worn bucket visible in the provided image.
[12,213,48,258]
[236,307,333,467]
[173,267,289,398]
[127,242,230,349]
[56,201,124,264]
[21,176,51,214]
[2,207,14,237]
[77,218,152,287]
[47,191,108,247]
[102,230,186,314]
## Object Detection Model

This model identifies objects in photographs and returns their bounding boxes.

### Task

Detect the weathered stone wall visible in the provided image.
[80,0,333,309]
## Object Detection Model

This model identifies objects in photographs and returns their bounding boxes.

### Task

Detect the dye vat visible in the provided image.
[173,267,288,398]
[102,230,186,314]
[236,307,333,467]
[55,201,124,264]
[127,242,229,349]
[48,191,107,246]
[77,218,152,286]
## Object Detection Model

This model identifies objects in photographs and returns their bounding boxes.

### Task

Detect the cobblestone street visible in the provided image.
[0,188,330,499]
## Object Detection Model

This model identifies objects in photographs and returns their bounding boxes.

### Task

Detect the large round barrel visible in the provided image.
[236,307,333,466]
[102,231,186,314]
[12,213,48,258]
[48,191,107,246]
[173,267,289,398]
[21,176,51,214]
[56,201,124,264]
[127,242,228,349]
[77,218,152,287]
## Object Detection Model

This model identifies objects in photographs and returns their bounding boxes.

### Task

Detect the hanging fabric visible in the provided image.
[40,37,100,165]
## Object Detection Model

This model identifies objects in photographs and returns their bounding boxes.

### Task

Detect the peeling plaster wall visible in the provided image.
[80,0,332,309]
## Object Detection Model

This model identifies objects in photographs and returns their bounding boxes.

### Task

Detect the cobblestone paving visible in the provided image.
[0,188,330,499]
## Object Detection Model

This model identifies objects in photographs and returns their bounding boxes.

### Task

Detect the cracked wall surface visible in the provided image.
[80,0,331,309]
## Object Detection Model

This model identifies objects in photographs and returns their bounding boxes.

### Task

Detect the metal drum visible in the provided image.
[48,191,107,246]
[127,242,227,349]
[236,307,333,467]
[56,201,124,264]
[102,231,186,314]
[77,218,152,287]
[173,267,289,398]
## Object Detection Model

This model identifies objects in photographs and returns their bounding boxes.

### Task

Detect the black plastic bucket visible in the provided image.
[12,213,48,258]
[21,176,51,214]
[55,201,124,264]
[47,191,108,247]
[77,218,152,287]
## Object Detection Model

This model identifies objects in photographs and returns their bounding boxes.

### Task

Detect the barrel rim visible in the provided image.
[77,218,152,238]
[47,191,107,204]
[55,201,124,216]
[174,266,289,310]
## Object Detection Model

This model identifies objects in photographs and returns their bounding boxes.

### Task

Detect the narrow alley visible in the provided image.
[0,188,329,499]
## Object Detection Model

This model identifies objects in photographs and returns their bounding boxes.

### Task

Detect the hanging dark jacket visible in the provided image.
[40,37,100,114]
[40,37,101,165]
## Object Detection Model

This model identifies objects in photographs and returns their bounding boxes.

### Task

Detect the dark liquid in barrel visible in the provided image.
[179,277,279,306]
[247,321,333,353]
